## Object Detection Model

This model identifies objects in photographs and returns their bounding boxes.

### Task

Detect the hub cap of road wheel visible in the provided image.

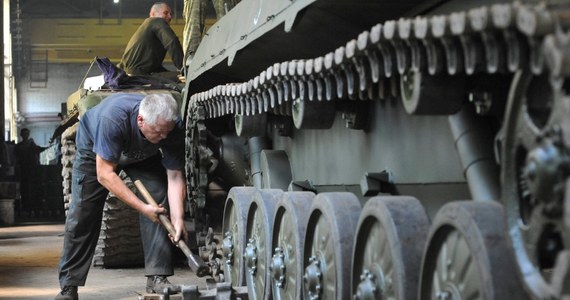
[354,269,379,300]
[271,247,286,288]
[222,231,234,265]
[304,255,323,300]
[244,238,258,275]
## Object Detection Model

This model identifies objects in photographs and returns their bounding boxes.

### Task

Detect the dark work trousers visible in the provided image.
[58,155,174,288]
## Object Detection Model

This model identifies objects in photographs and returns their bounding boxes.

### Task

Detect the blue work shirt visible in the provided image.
[75,93,184,175]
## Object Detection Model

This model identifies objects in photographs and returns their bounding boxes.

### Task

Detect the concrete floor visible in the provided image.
[0,223,206,300]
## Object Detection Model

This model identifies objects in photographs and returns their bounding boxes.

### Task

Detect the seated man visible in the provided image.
[118,2,183,82]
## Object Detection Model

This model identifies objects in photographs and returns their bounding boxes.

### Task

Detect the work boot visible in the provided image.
[146,275,173,293]
[55,286,78,300]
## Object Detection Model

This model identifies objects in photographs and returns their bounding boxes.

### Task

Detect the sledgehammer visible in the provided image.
[134,180,210,277]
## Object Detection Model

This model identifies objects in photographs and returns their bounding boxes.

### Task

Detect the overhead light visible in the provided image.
[113,0,119,3]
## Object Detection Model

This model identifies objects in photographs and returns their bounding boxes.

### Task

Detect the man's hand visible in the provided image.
[166,169,187,244]
[141,203,168,223]
[97,156,164,220]
[168,216,188,244]
[177,72,186,83]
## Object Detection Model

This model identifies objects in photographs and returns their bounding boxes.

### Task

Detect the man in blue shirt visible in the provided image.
[56,93,186,300]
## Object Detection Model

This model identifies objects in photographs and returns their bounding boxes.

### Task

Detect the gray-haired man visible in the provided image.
[56,93,186,299]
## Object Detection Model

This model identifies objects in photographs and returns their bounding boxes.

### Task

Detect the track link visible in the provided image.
[188,2,570,121]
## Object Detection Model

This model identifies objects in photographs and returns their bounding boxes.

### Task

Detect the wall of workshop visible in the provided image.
[15,63,90,145]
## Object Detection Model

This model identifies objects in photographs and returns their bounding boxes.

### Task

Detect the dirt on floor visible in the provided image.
[0,223,207,300]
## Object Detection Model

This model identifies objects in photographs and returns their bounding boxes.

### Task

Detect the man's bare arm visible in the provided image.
[95,155,165,223]
[166,169,187,242]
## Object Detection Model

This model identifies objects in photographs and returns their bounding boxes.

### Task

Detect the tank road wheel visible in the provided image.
[271,192,315,300]
[303,193,361,300]
[400,70,465,115]
[260,150,293,190]
[222,187,257,286]
[419,201,527,300]
[501,69,570,298]
[351,196,430,300]
[292,98,336,130]
[235,113,268,137]
[244,189,283,300]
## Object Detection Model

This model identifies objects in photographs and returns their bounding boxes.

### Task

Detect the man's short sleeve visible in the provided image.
[159,122,185,170]
[92,118,125,163]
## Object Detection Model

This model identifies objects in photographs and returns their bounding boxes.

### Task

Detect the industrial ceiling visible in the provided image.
[14,0,186,19]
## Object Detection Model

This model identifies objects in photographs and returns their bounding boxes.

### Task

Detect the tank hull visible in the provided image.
[180,0,570,299]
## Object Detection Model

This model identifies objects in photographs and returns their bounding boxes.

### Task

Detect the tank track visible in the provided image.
[186,105,208,210]
[184,2,570,299]
[188,2,569,119]
[60,124,77,212]
[60,124,144,268]
[93,171,144,268]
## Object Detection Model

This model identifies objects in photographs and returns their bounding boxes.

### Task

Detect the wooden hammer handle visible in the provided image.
[134,180,180,242]
[133,179,209,277]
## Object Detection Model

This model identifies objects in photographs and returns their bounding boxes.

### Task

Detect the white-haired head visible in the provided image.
[139,93,179,125]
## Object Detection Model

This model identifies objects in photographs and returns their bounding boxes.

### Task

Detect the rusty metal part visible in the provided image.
[138,282,248,300]
[134,180,210,278]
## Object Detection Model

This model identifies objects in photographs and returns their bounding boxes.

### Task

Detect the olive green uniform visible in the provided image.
[119,17,183,75]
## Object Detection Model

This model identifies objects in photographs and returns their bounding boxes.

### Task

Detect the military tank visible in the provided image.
[174,0,570,299]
